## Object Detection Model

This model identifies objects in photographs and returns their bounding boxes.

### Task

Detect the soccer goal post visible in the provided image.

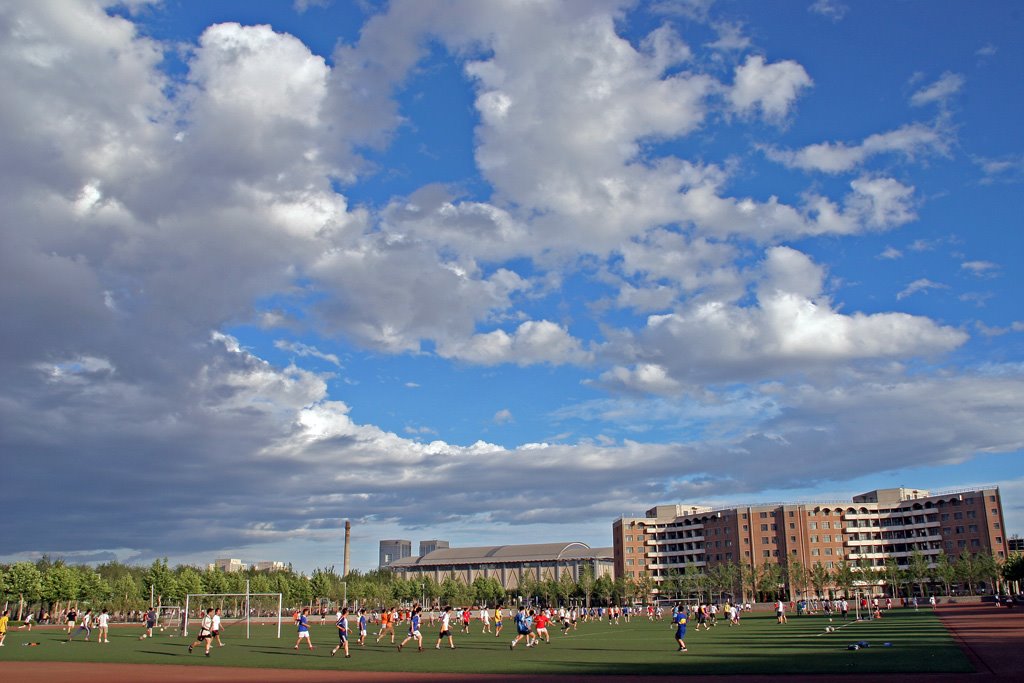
[157,605,183,632]
[184,585,283,639]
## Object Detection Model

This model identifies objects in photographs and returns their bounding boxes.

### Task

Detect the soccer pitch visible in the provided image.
[0,610,973,676]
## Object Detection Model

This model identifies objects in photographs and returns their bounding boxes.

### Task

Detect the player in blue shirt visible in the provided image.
[510,606,535,649]
[357,608,368,646]
[293,608,314,651]
[331,607,350,658]
[397,607,423,652]
[673,603,688,652]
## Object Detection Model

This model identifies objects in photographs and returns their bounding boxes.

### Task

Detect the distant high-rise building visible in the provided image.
[419,539,449,556]
[212,558,246,572]
[252,561,286,572]
[614,486,1007,599]
[379,539,412,568]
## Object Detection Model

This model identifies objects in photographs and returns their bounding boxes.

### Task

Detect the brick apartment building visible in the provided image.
[613,486,1007,598]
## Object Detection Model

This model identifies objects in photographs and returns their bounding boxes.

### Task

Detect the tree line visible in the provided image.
[0,558,632,621]
[2,549,1018,621]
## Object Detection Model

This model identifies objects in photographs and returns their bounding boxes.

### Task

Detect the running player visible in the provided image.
[293,608,314,651]
[140,606,156,640]
[19,612,34,631]
[436,606,455,649]
[331,607,350,658]
[68,609,92,641]
[510,607,533,649]
[376,606,394,643]
[535,609,551,643]
[0,609,8,647]
[188,608,215,656]
[397,607,423,652]
[212,607,225,647]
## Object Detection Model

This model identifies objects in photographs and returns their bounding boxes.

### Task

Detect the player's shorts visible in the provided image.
[212,630,220,636]
[440,629,452,637]
[360,628,367,636]
[776,611,783,617]
[676,628,686,639]
[146,621,156,629]
[338,631,348,642]
[297,630,310,639]
[409,629,421,638]
[517,626,530,635]
[495,620,503,626]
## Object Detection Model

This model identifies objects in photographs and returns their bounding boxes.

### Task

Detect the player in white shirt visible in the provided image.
[480,606,491,633]
[67,609,93,641]
[435,606,455,649]
[96,609,110,643]
[188,608,215,656]
[212,607,224,646]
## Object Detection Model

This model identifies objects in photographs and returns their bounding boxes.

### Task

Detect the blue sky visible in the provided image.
[0,0,1021,574]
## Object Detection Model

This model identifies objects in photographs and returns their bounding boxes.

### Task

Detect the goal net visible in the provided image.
[157,605,183,632]
[183,591,283,639]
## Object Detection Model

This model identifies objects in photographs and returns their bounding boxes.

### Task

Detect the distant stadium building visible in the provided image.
[387,542,614,590]
[379,539,413,568]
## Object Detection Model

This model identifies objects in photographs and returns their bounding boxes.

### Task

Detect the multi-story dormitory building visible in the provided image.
[613,486,1007,598]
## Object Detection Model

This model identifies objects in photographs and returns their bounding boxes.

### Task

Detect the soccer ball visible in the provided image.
[139,635,146,640]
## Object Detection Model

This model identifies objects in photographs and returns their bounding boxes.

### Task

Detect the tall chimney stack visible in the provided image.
[343,519,352,577]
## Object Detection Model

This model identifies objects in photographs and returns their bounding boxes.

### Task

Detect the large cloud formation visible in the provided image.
[0,0,1019,569]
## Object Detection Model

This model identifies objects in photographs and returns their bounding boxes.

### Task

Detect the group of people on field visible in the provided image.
[283,602,640,658]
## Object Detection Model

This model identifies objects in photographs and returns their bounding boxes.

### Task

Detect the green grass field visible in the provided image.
[0,610,973,676]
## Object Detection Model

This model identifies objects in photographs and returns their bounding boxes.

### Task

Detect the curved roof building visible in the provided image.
[388,541,614,591]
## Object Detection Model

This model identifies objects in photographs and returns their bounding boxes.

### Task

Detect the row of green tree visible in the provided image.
[0,558,628,621]
[3,551,1019,622]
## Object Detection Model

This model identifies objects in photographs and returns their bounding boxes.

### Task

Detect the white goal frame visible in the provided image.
[183,589,283,639]
[156,604,182,630]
